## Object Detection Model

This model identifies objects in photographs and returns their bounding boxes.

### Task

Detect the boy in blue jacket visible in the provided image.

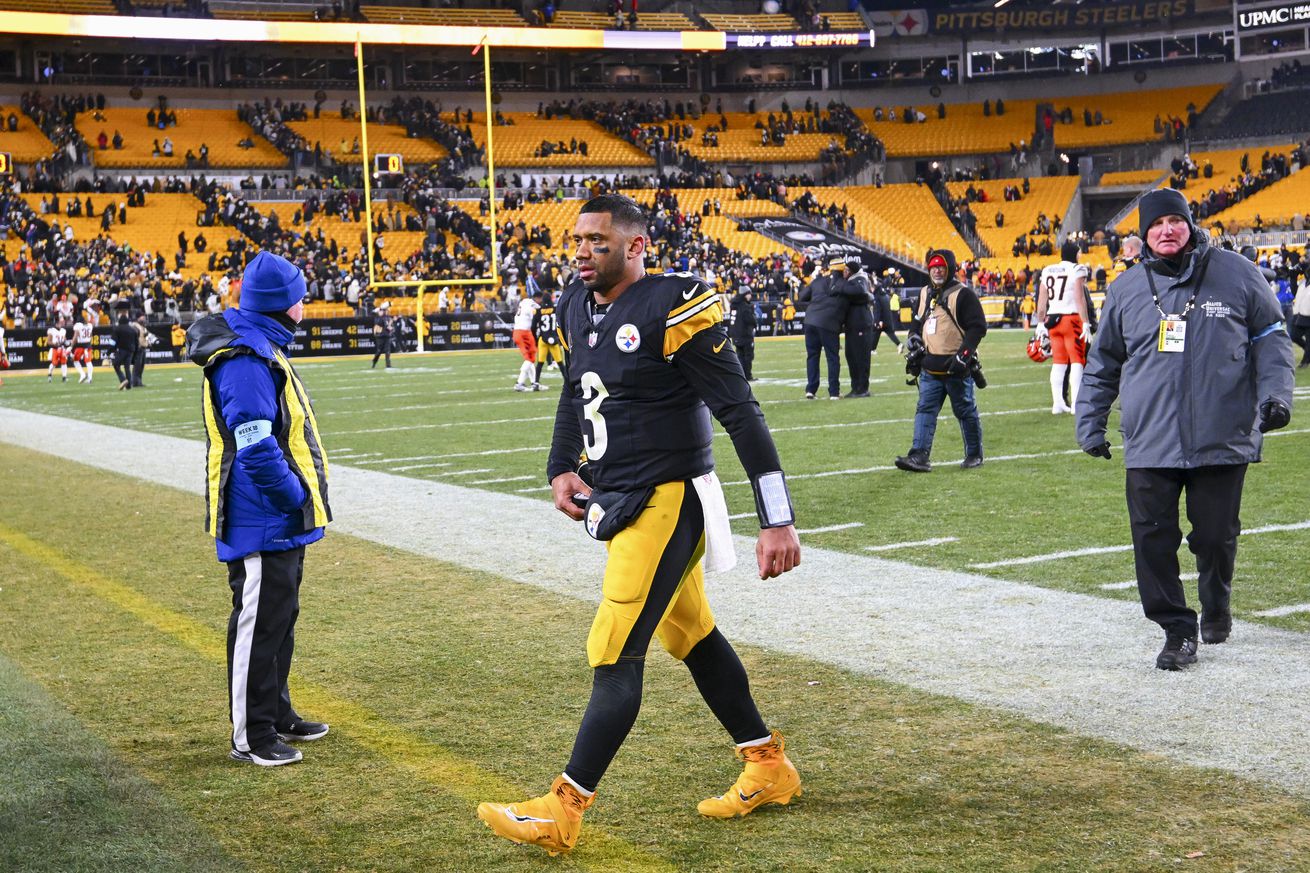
[187,251,333,766]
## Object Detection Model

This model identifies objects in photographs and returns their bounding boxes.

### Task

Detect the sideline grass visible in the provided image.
[3,443,1310,871]
[0,651,238,873]
[3,331,1307,630]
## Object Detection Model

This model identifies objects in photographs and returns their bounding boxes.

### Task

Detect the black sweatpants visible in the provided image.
[227,546,304,751]
[844,326,871,393]
[1125,465,1247,638]
[733,337,755,380]
[372,335,393,368]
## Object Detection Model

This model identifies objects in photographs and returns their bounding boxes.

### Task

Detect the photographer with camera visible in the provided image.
[895,249,987,472]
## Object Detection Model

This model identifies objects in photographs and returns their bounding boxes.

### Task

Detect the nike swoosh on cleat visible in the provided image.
[738,787,766,802]
[713,340,727,353]
[506,812,554,823]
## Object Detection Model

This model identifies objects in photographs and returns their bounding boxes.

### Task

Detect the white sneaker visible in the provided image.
[514,384,530,392]
[1051,403,1072,415]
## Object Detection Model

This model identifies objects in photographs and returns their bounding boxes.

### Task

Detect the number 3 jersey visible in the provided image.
[546,273,782,492]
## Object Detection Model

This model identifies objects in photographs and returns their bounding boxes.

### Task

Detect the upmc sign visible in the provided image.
[1237,2,1310,30]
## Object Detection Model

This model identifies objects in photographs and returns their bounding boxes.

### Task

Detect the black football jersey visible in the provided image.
[555,273,723,490]
[535,304,559,344]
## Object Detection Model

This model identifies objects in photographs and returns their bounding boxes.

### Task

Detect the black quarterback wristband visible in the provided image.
[752,471,795,528]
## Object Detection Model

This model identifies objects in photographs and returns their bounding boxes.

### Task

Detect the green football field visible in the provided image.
[2,329,1310,872]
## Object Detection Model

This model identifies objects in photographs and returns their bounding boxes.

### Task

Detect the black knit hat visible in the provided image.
[1138,188,1191,238]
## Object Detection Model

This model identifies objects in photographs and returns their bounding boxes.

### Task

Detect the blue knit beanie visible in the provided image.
[239,251,306,313]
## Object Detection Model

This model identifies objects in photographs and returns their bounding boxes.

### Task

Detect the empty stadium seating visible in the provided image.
[1113,143,1299,234]
[20,192,244,279]
[945,176,1100,277]
[362,5,526,25]
[701,13,800,31]
[0,107,56,163]
[794,185,972,267]
[815,12,865,29]
[1098,169,1165,187]
[286,112,447,165]
[454,112,653,167]
[623,188,791,219]
[0,0,114,12]
[1199,165,1310,232]
[678,112,844,164]
[548,10,695,30]
[74,108,287,169]
[1052,85,1222,150]
[1200,90,1310,140]
[855,102,1037,158]
[212,6,318,20]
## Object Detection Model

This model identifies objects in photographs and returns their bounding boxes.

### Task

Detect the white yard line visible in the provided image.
[795,522,864,535]
[1253,603,1310,617]
[726,512,756,520]
[389,462,454,472]
[437,468,494,477]
[864,536,958,552]
[723,448,1090,486]
[978,522,1310,569]
[7,408,1310,798]
[468,475,537,485]
[333,415,554,436]
[1100,573,1197,591]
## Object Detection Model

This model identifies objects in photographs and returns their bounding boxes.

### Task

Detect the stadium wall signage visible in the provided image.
[1236,1,1310,31]
[3,314,512,369]
[750,217,883,269]
[729,31,875,49]
[930,0,1192,33]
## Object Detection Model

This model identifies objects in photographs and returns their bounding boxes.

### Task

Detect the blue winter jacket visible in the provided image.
[188,308,328,562]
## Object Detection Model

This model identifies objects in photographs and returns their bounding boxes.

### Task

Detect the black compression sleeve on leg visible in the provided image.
[564,659,645,792]
[682,628,768,744]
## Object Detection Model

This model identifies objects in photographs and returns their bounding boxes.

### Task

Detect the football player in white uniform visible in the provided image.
[512,291,541,391]
[1036,241,1092,414]
[47,318,70,383]
[71,316,95,384]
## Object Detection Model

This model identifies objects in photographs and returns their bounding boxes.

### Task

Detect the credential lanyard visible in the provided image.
[1143,248,1210,319]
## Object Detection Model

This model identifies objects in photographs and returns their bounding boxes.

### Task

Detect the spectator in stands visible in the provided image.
[1077,188,1295,670]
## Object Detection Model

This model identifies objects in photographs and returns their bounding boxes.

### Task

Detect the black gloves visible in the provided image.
[947,349,972,377]
[1085,441,1112,460]
[1258,399,1291,433]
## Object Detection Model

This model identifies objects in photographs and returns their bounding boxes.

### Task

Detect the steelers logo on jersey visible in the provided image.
[615,324,641,353]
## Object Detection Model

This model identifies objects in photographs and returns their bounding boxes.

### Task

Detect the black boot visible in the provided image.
[894,450,932,473]
[1155,633,1198,670]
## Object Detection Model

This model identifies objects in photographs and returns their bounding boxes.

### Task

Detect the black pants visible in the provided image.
[565,485,766,791]
[1290,317,1310,365]
[372,335,393,368]
[226,546,304,751]
[1125,465,1246,638]
[131,349,146,386]
[112,353,133,388]
[844,326,871,393]
[733,337,754,379]
[804,325,841,397]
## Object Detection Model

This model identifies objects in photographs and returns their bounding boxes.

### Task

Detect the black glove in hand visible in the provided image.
[1258,399,1291,433]
[1085,441,1112,460]
[947,351,971,377]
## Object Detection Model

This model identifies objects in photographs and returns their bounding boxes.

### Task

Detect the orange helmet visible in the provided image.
[1027,334,1051,363]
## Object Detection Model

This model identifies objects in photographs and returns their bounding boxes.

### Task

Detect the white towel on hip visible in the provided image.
[692,470,736,573]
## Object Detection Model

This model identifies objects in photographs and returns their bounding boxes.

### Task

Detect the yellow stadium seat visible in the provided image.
[701,13,800,31]
[0,106,56,163]
[454,112,653,168]
[677,112,847,164]
[75,108,287,169]
[287,112,447,166]
[19,192,246,280]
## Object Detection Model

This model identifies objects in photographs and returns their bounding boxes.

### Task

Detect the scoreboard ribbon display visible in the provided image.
[729,30,874,48]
